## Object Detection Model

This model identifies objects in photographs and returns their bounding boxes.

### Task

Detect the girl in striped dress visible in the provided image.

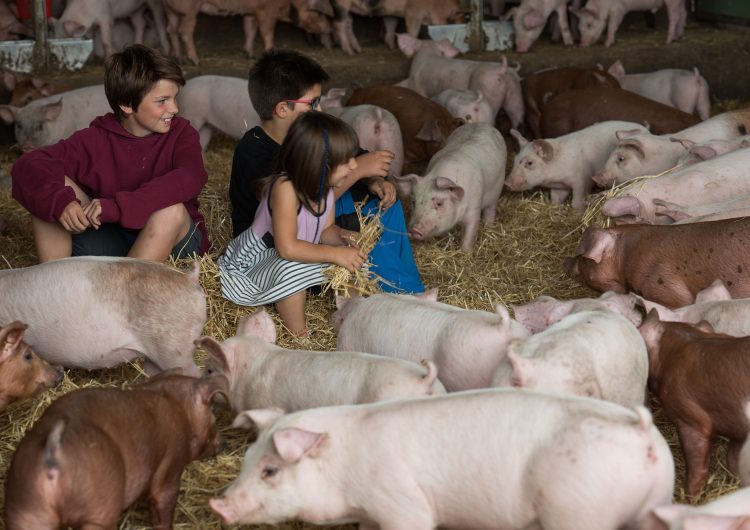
[219,112,367,337]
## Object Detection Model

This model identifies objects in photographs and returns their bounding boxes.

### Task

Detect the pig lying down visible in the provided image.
[334,290,529,391]
[0,321,63,411]
[647,487,750,530]
[211,389,674,529]
[0,257,206,376]
[4,372,228,530]
[197,309,445,412]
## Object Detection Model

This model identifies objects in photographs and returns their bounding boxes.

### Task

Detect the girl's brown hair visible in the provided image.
[260,111,359,212]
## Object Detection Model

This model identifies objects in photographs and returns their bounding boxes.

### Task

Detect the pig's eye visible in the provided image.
[24,351,33,362]
[616,154,626,164]
[524,160,533,168]
[205,366,215,375]
[261,466,278,479]
[435,199,444,208]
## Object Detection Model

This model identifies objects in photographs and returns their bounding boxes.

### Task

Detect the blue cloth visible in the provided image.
[336,192,424,294]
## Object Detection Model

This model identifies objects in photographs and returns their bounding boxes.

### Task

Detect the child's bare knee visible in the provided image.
[147,203,189,228]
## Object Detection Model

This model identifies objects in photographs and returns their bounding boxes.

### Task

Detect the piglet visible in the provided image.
[639,310,750,497]
[196,309,445,413]
[0,257,206,376]
[396,122,506,251]
[504,0,574,52]
[210,389,674,529]
[333,290,529,391]
[4,372,227,530]
[492,309,648,407]
[0,321,63,411]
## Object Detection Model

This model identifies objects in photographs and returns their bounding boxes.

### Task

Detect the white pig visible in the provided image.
[177,75,261,152]
[196,309,445,412]
[511,290,643,333]
[602,147,750,224]
[504,0,574,52]
[673,136,750,165]
[654,193,750,224]
[0,257,205,376]
[607,61,711,120]
[491,310,648,407]
[648,488,750,530]
[634,280,750,338]
[333,290,529,391]
[210,389,675,529]
[396,34,524,129]
[432,88,494,124]
[505,121,648,212]
[0,85,110,151]
[594,108,750,187]
[395,122,507,251]
[575,0,686,47]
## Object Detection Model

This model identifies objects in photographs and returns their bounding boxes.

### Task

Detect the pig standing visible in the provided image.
[492,310,648,407]
[504,0,574,52]
[333,290,529,391]
[601,148,750,224]
[197,309,445,412]
[0,321,63,411]
[92,17,161,58]
[396,34,524,128]
[540,86,700,138]
[49,0,170,59]
[396,123,506,251]
[505,120,648,211]
[177,75,261,152]
[0,85,110,151]
[0,257,206,376]
[4,373,227,530]
[210,389,674,529]
[511,290,642,333]
[346,84,465,164]
[647,488,750,530]
[564,218,750,308]
[594,108,750,187]
[432,89,494,124]
[373,0,463,49]
[574,0,686,47]
[639,311,750,496]
[607,61,710,120]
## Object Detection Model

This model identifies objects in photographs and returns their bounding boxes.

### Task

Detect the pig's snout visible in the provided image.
[409,227,425,240]
[504,176,525,191]
[210,497,239,525]
[592,171,614,188]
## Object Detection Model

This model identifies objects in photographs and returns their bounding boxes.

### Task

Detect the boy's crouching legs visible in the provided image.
[128,203,191,262]
[32,177,92,263]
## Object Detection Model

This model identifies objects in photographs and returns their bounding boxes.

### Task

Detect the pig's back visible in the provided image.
[676,108,750,142]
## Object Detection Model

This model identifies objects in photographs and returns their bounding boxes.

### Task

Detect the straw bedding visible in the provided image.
[0,117,745,528]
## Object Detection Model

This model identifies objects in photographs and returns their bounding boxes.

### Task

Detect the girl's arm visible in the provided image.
[272,180,366,272]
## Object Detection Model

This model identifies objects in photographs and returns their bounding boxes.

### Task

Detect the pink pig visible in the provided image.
[432,89,494,124]
[333,290,529,391]
[210,389,674,529]
[196,309,445,413]
[504,0,574,52]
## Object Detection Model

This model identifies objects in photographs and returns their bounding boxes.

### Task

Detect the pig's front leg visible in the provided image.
[604,7,626,47]
[482,203,497,223]
[675,418,712,497]
[148,478,180,530]
[549,188,570,205]
[554,3,574,46]
[178,11,201,65]
[383,16,398,49]
[459,216,481,252]
[130,9,146,45]
[665,0,684,43]
[257,11,277,52]
[97,18,114,58]
[242,15,259,58]
[570,180,592,212]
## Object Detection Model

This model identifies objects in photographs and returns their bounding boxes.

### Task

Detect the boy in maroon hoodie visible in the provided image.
[11,44,209,263]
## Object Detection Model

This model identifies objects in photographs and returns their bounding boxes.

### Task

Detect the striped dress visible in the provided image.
[219,184,335,306]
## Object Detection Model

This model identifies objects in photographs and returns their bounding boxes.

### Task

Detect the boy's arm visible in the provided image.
[334,149,397,208]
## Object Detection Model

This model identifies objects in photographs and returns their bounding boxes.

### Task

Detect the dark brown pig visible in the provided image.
[638,310,750,497]
[563,218,750,308]
[540,86,701,138]
[0,321,63,411]
[4,373,228,530]
[347,85,465,163]
[521,67,620,138]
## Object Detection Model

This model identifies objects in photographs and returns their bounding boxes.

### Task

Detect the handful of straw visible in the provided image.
[322,200,384,297]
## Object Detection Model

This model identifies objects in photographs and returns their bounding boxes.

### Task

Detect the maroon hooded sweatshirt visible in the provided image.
[11,113,210,254]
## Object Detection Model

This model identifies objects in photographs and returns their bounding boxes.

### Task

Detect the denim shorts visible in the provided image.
[72,220,202,259]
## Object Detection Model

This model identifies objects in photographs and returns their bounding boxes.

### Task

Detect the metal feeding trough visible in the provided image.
[428,20,515,53]
[0,38,93,73]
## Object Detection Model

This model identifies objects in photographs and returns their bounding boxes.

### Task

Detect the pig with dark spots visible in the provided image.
[197,309,445,413]
[564,219,750,308]
[210,390,673,529]
[0,257,206,376]
[4,372,228,530]
[638,310,750,497]
[0,321,63,411]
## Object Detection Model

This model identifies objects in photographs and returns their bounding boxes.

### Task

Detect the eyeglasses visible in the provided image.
[285,95,322,109]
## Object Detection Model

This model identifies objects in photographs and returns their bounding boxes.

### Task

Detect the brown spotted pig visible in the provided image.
[639,310,750,497]
[4,372,228,530]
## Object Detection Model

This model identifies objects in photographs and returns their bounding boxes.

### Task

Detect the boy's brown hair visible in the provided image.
[104,44,185,121]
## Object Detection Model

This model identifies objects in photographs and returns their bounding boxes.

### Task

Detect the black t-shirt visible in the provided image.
[229,126,368,238]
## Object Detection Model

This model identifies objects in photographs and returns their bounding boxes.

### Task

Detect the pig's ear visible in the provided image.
[335,295,350,310]
[522,8,545,30]
[42,99,63,122]
[693,320,715,334]
[195,374,231,406]
[435,176,465,201]
[619,139,645,160]
[273,427,329,462]
[0,321,27,361]
[607,60,625,77]
[237,310,277,343]
[615,128,642,141]
[546,302,574,326]
[415,119,441,142]
[436,39,460,58]
[507,346,529,387]
[510,128,528,148]
[532,139,554,161]
[393,173,420,197]
[695,279,732,303]
[321,87,347,109]
[195,336,230,373]
[580,227,618,264]
[0,105,18,124]
[582,5,598,18]
[638,298,676,323]
[500,6,516,21]
[232,408,285,430]
[689,145,718,161]
[494,304,511,325]
[396,33,421,58]
[416,288,439,302]
[670,136,694,151]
